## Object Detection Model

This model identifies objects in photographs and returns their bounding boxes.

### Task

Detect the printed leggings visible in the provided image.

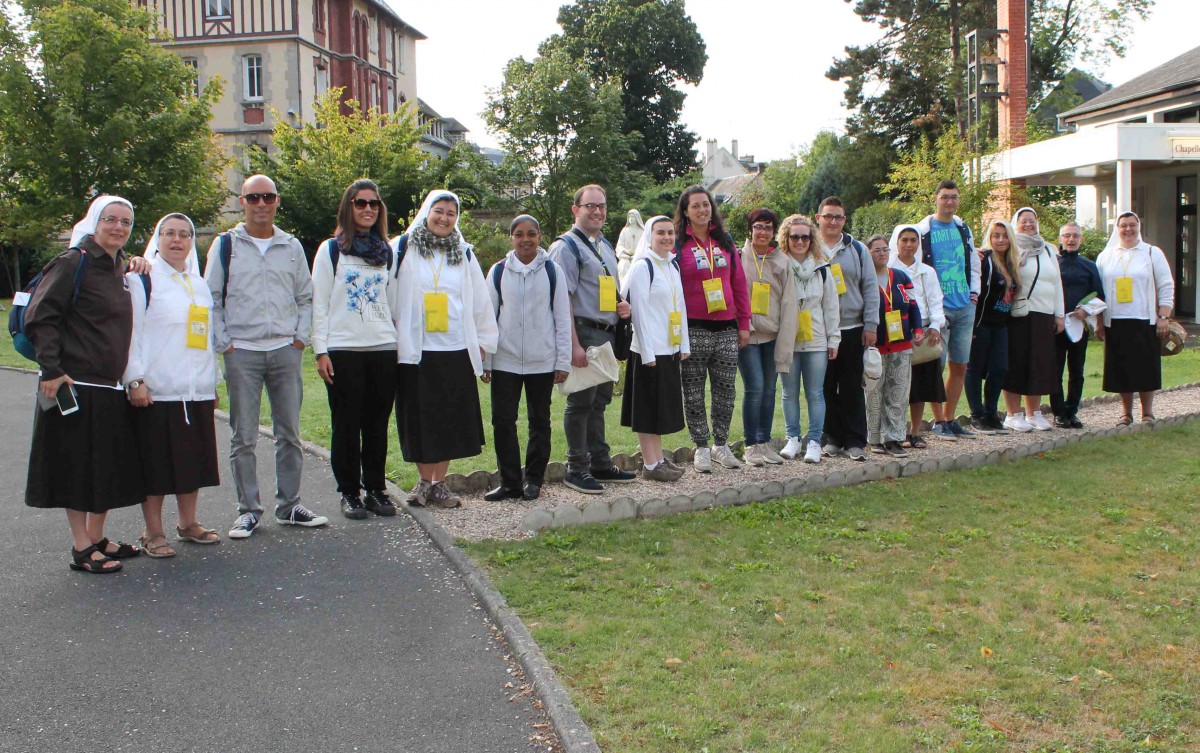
[681,326,739,447]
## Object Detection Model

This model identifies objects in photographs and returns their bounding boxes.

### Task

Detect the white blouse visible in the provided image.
[1095,243,1174,325]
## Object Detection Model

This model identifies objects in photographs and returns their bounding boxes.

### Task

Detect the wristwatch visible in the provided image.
[127,379,144,391]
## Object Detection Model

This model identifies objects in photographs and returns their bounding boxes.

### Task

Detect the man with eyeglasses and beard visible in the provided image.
[205,174,323,540]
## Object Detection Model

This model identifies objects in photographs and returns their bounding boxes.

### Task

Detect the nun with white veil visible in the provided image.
[124,213,222,558]
[615,209,645,284]
[619,215,689,482]
[391,189,498,509]
[1094,211,1175,424]
[23,195,144,574]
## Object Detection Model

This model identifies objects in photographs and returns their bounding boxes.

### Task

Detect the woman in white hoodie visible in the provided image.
[888,223,945,449]
[1003,208,1065,432]
[312,179,400,521]
[392,190,499,509]
[125,214,221,557]
[482,215,572,501]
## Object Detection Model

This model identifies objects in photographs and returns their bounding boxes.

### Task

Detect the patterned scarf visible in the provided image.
[345,230,391,267]
[411,221,464,265]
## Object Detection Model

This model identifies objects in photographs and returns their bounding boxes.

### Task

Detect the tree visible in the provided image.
[547,0,706,182]
[0,0,227,285]
[248,90,427,254]
[421,141,522,215]
[483,47,639,237]
[760,132,892,216]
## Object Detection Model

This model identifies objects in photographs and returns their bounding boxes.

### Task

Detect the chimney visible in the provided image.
[997,0,1028,148]
[706,138,716,163]
[731,139,739,160]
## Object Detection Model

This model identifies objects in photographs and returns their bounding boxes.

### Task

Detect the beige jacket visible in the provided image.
[740,246,799,373]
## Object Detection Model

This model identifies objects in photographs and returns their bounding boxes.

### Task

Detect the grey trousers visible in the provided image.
[867,350,912,445]
[223,346,305,516]
[564,325,615,474]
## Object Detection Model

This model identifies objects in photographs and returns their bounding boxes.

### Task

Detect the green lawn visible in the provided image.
[466,422,1200,752]
[4,298,1198,489]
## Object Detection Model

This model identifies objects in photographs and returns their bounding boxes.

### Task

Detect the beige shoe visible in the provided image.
[693,447,712,473]
[759,443,785,464]
[712,444,743,469]
[743,444,766,467]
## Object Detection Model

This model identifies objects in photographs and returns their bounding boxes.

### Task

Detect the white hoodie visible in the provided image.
[311,237,399,355]
[484,248,573,374]
[625,252,690,364]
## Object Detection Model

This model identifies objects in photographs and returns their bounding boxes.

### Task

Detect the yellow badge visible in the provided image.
[599,275,617,312]
[1115,276,1134,304]
[830,263,847,295]
[885,309,904,342]
[702,277,727,313]
[751,281,771,315]
[186,305,210,350]
[424,292,449,332]
[669,311,683,347]
[796,309,813,342]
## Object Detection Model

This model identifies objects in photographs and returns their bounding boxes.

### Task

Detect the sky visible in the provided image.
[400,0,1199,164]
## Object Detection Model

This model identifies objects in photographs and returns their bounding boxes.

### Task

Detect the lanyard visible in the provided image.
[653,255,679,313]
[696,238,719,280]
[572,228,613,277]
[429,253,445,291]
[1117,247,1138,277]
[880,269,895,310]
[170,272,196,304]
[752,250,768,281]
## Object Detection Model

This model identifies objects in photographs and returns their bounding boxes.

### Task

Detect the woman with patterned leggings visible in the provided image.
[672,186,751,473]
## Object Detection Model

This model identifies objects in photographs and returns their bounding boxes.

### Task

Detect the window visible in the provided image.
[243,54,263,101]
[182,58,200,97]
[1164,106,1200,124]
[313,0,325,32]
[206,0,231,18]
[369,81,378,112]
[396,33,405,74]
[314,62,328,100]
[368,14,378,56]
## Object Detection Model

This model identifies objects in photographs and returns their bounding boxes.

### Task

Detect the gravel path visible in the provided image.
[426,384,1200,542]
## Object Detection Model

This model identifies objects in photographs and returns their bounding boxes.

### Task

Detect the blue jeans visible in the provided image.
[965,323,1008,418]
[780,350,827,443]
[738,340,778,444]
[943,304,977,365]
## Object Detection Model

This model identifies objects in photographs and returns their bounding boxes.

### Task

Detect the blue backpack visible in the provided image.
[8,251,91,362]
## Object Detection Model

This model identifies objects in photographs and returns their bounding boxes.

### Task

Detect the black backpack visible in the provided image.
[490,259,557,313]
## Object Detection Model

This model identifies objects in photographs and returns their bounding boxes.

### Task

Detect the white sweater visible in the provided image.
[790,260,842,354]
[311,238,399,355]
[889,257,946,331]
[626,253,690,364]
[1016,244,1065,318]
[123,262,219,401]
[484,249,573,374]
[1095,242,1174,324]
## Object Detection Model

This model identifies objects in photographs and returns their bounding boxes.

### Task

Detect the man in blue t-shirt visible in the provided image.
[915,180,981,440]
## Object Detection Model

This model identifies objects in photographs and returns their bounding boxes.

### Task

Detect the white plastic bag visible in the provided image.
[558,341,621,395]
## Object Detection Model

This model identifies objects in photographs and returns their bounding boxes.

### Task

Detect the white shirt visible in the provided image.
[1095,243,1174,325]
[418,252,466,351]
[311,239,399,355]
[627,252,689,363]
[251,235,272,256]
[124,263,219,401]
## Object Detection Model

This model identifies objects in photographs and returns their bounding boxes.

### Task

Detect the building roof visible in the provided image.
[1060,44,1200,120]
[706,173,762,205]
[370,0,427,40]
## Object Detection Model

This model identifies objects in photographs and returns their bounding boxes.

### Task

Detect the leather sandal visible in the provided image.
[1141,414,1156,424]
[1116,414,1133,427]
[176,523,220,544]
[69,544,122,574]
[95,537,140,559]
[139,532,177,559]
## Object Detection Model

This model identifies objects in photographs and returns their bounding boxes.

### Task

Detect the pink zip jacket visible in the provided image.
[675,224,751,331]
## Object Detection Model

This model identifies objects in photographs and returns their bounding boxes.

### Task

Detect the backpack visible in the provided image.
[390,233,472,279]
[322,238,394,275]
[491,258,556,312]
[643,255,681,284]
[8,250,90,361]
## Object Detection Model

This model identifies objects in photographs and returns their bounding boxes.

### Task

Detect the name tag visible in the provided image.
[751,281,771,315]
[13,291,30,306]
[885,309,904,342]
[669,311,682,347]
[702,277,726,313]
[692,249,710,270]
[186,305,210,350]
[830,263,847,295]
[599,275,617,312]
[796,309,813,342]
[424,292,449,332]
[1115,276,1134,304]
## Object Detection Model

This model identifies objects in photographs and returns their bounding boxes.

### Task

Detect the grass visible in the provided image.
[3,297,1198,488]
[465,422,1200,752]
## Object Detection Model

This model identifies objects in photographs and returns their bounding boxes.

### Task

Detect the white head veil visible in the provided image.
[1010,206,1051,263]
[622,215,672,295]
[1103,210,1147,254]
[626,209,644,230]
[405,189,465,244]
[143,214,200,275]
[70,195,134,249]
[888,224,923,266]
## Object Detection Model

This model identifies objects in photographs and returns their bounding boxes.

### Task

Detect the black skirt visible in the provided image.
[395,350,485,463]
[26,385,143,512]
[131,400,220,496]
[907,359,946,403]
[1103,318,1162,393]
[1004,312,1059,395]
[621,351,685,435]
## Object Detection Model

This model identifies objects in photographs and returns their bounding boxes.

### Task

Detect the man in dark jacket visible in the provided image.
[1052,222,1104,428]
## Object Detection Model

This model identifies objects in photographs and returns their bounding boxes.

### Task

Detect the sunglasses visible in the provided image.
[789,233,812,242]
[242,192,278,205]
[353,198,382,210]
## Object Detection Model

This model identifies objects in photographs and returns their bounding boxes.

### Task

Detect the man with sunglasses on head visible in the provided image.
[205,174,323,540]
[816,196,879,462]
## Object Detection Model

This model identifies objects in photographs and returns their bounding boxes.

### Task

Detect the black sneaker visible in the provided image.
[1054,414,1071,428]
[228,512,260,540]
[340,493,369,520]
[483,486,523,502]
[988,414,1011,434]
[1068,416,1084,429]
[591,465,636,483]
[971,416,998,435]
[364,490,398,517]
[564,471,604,494]
[276,504,329,528]
[884,440,909,457]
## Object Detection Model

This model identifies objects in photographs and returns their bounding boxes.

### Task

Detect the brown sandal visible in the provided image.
[176,523,220,544]
[1116,414,1133,427]
[1141,414,1156,424]
[139,532,177,558]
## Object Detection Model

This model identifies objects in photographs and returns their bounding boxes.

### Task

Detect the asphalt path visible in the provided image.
[0,368,547,753]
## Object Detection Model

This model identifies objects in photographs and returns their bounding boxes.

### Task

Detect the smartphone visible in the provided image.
[56,383,79,416]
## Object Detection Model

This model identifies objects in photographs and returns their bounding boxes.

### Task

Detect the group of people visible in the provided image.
[22,174,1178,574]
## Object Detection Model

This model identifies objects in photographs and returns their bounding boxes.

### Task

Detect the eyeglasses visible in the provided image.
[161,229,193,240]
[789,233,811,242]
[99,216,133,228]
[242,192,278,205]
[818,213,846,222]
[577,202,607,211]
[353,198,382,210]
[751,223,774,233]
[1060,233,1082,239]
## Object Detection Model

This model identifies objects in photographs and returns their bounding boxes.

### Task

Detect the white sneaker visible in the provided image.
[759,443,785,464]
[693,446,712,473]
[712,444,743,469]
[1027,412,1053,431]
[744,444,766,467]
[780,436,804,460]
[803,440,822,464]
[1003,413,1034,433]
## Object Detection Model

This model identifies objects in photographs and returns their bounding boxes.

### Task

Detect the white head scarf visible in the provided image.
[143,214,200,275]
[625,209,644,230]
[1103,210,1147,254]
[405,189,465,244]
[70,195,134,249]
[887,224,923,266]
[1010,206,1052,264]
[622,215,672,295]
